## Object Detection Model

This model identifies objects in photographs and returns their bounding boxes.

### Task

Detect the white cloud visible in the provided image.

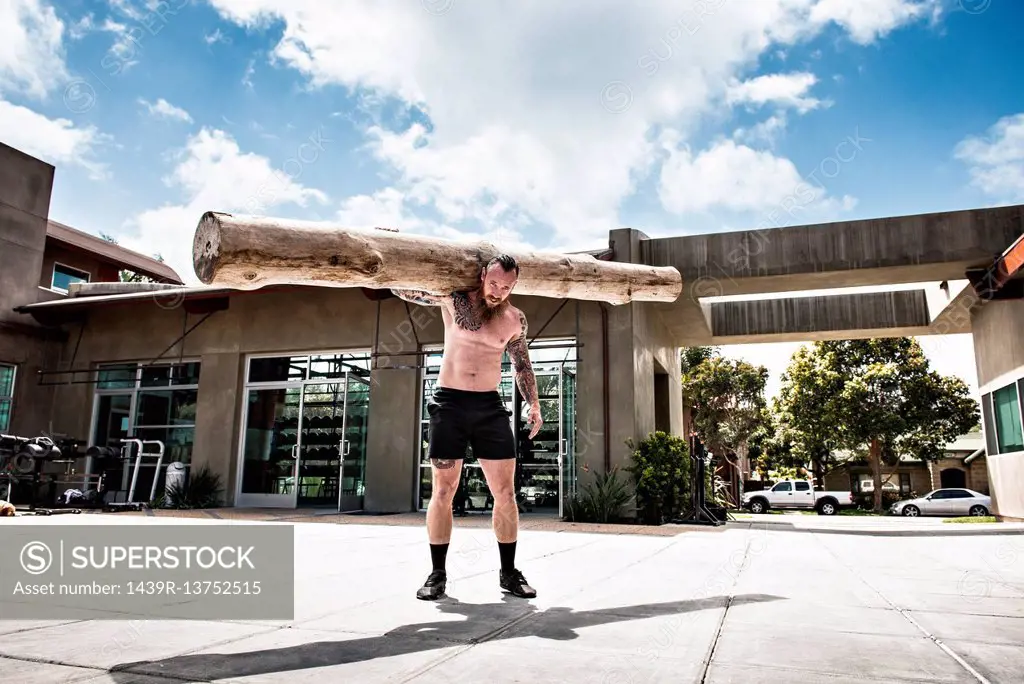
[954,113,1024,202]
[139,97,193,122]
[205,28,228,45]
[725,72,827,113]
[733,113,789,148]
[0,0,68,99]
[657,135,855,218]
[809,0,940,44]
[122,128,330,283]
[336,187,540,253]
[0,99,110,179]
[205,0,934,249]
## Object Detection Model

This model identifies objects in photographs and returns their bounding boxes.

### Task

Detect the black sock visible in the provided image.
[430,543,449,573]
[498,541,516,572]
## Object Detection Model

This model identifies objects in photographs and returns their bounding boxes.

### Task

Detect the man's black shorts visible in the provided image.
[426,387,516,461]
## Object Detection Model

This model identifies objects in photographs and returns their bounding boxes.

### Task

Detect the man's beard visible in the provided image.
[475,289,508,321]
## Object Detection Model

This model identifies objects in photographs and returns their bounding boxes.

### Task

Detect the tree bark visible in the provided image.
[869,438,884,511]
[192,212,683,305]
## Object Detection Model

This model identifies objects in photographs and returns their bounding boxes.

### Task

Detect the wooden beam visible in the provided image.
[192,212,683,305]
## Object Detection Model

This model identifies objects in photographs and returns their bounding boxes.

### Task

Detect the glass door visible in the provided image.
[339,374,370,511]
[517,372,562,513]
[297,382,345,507]
[559,367,577,518]
[236,386,302,508]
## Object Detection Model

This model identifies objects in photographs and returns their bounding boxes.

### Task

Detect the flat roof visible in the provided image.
[46,220,184,283]
[14,285,237,314]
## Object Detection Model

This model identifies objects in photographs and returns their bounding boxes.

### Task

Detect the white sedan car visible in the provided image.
[889,488,992,517]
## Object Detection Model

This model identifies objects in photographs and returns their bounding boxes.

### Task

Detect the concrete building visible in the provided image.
[3,141,1023,520]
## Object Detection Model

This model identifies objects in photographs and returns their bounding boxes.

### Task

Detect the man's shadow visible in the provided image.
[108,593,783,682]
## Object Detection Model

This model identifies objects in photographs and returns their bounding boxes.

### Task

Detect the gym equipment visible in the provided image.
[673,434,725,527]
[0,434,84,515]
[103,438,166,512]
[191,211,683,305]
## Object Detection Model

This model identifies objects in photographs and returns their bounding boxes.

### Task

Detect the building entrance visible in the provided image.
[236,352,370,509]
[417,341,578,518]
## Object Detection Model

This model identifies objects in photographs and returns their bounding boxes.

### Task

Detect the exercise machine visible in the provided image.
[103,438,166,512]
[673,434,725,527]
[0,434,84,515]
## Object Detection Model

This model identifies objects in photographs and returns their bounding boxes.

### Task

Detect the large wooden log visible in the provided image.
[192,211,683,305]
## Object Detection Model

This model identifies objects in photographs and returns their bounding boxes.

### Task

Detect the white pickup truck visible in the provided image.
[741,480,855,515]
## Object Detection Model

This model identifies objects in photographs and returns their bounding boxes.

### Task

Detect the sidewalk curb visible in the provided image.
[729,519,1024,537]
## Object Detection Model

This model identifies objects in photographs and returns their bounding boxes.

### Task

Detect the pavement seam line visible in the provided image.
[0,653,195,684]
[812,531,994,684]
[697,525,760,684]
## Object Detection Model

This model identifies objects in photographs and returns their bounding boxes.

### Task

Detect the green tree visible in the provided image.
[777,339,978,511]
[682,353,768,503]
[748,407,806,479]
[774,345,845,486]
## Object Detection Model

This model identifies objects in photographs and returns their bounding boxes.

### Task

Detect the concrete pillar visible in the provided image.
[971,298,1024,520]
[364,366,420,512]
[192,352,242,505]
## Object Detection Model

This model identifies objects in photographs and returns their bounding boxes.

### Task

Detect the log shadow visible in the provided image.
[109,593,783,682]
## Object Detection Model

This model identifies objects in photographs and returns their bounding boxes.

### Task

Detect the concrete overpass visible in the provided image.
[611,203,1024,520]
[614,204,1024,345]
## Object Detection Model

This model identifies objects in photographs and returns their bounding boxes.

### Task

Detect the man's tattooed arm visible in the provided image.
[391,289,447,306]
[507,311,539,409]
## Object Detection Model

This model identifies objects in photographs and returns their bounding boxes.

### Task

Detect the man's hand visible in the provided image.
[527,402,543,439]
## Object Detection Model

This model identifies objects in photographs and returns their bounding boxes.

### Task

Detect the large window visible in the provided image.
[417,340,578,515]
[0,363,15,432]
[992,382,1024,454]
[51,263,90,293]
[92,360,201,464]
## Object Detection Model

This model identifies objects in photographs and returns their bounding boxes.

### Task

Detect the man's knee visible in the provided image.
[490,482,516,506]
[431,461,461,501]
[434,482,458,502]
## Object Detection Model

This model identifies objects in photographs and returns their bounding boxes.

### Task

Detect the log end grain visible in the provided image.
[193,211,225,284]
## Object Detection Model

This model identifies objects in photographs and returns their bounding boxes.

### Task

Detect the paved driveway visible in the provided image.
[1,516,1022,683]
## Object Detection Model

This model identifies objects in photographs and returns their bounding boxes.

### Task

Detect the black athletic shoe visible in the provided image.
[416,570,447,601]
[500,568,537,598]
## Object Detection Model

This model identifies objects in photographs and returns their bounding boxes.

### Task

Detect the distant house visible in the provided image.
[823,431,988,499]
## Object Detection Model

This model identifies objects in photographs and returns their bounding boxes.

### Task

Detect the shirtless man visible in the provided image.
[392,254,541,601]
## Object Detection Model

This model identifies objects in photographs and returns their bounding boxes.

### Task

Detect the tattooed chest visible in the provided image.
[452,293,484,331]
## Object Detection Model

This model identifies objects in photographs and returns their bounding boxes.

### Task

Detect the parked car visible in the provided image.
[889,488,991,517]
[741,480,855,515]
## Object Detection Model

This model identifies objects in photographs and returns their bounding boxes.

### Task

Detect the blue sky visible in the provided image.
[2,0,1022,397]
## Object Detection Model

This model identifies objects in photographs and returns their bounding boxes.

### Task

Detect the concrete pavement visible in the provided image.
[1,515,1023,683]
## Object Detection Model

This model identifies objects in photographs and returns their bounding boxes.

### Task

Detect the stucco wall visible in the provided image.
[39,243,120,290]
[40,286,619,510]
[0,142,60,435]
[970,299,1024,520]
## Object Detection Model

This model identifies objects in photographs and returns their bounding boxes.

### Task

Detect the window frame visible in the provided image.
[51,261,91,294]
[991,381,1024,455]
[0,362,15,432]
[89,360,202,466]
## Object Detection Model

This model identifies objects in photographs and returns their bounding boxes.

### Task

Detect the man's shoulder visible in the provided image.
[506,304,526,324]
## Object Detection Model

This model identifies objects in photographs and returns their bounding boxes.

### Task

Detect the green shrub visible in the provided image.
[160,465,224,509]
[564,467,633,523]
[625,431,691,525]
